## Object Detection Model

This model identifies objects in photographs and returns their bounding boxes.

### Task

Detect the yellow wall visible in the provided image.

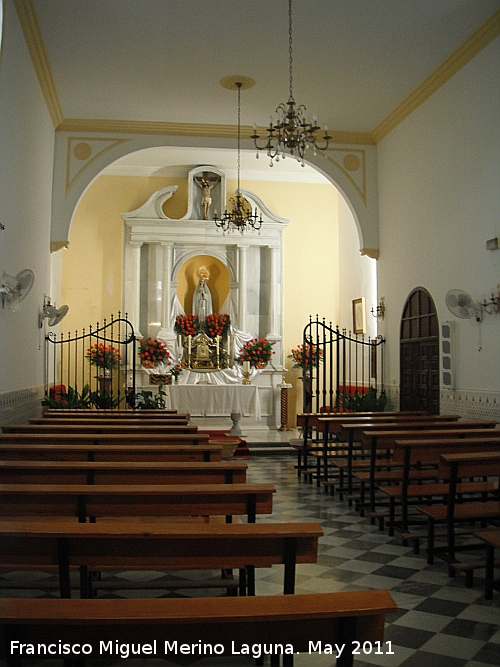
[62,173,339,417]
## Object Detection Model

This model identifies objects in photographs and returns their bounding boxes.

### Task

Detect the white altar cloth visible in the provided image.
[165,384,261,420]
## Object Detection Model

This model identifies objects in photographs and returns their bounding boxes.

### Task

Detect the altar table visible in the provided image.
[165,384,261,425]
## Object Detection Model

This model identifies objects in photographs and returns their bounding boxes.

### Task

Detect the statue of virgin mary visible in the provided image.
[192,266,213,323]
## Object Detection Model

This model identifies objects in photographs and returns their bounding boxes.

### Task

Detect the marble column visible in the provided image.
[237,245,248,332]
[268,246,280,336]
[161,242,173,330]
[123,240,143,337]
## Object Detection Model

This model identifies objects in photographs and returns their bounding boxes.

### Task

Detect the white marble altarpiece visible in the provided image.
[122,166,290,430]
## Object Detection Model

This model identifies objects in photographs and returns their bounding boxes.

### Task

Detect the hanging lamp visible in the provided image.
[251,0,331,166]
[214,76,262,233]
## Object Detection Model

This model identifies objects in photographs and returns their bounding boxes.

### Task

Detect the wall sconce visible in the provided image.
[480,291,500,315]
[371,299,385,320]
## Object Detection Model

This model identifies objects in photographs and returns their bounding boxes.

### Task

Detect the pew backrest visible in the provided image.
[0,460,247,485]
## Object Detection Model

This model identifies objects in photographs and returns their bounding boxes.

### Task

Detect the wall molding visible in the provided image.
[372,8,500,143]
[14,0,63,128]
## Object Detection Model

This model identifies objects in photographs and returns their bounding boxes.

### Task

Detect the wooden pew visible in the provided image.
[0,482,276,523]
[1,424,198,435]
[0,590,397,667]
[356,424,499,517]
[294,411,428,478]
[0,443,222,463]
[380,437,500,540]
[0,432,211,447]
[0,520,323,598]
[0,460,247,485]
[316,415,462,491]
[30,417,189,427]
[474,530,500,599]
[416,451,500,583]
[323,420,494,501]
[42,409,182,418]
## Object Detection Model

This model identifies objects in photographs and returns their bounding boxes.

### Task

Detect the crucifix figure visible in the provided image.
[194,172,220,220]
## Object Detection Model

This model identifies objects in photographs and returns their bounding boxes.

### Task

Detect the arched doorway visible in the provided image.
[400,287,440,414]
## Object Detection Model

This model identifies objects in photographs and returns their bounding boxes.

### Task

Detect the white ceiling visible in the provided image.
[33,0,500,177]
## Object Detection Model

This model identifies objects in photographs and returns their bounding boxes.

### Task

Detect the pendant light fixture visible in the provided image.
[215,76,262,233]
[251,0,331,166]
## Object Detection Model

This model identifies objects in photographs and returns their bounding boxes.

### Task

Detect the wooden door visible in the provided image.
[400,288,439,413]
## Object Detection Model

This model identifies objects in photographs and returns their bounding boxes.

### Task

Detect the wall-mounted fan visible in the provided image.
[39,299,69,328]
[0,269,35,309]
[445,289,482,322]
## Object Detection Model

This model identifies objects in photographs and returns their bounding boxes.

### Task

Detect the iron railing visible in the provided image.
[302,317,385,413]
[44,314,136,409]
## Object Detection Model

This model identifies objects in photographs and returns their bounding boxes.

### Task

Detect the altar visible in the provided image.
[164,384,261,435]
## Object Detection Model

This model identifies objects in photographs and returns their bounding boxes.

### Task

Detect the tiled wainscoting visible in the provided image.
[0,387,43,425]
[383,385,500,421]
[440,390,500,421]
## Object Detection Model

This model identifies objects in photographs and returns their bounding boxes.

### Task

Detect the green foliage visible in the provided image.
[131,386,167,410]
[337,388,387,412]
[89,390,124,410]
[42,385,92,409]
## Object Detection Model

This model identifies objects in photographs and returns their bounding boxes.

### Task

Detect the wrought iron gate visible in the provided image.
[302,317,386,413]
[44,314,136,409]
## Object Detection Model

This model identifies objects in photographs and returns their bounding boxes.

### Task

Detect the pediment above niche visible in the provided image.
[122,165,225,222]
[122,165,288,225]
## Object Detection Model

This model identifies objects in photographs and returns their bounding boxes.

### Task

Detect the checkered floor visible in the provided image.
[1,453,499,667]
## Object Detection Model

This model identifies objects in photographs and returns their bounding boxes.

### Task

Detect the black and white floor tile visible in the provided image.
[1,452,498,667]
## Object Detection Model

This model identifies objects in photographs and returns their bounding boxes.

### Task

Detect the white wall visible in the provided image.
[377,37,500,400]
[338,194,378,340]
[0,0,55,395]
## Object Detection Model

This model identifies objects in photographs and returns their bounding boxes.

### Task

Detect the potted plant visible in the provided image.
[138,338,170,369]
[174,314,199,336]
[169,363,184,384]
[86,343,121,376]
[288,343,324,370]
[238,338,275,369]
[205,312,230,338]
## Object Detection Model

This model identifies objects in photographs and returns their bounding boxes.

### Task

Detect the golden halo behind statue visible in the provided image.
[197,266,210,281]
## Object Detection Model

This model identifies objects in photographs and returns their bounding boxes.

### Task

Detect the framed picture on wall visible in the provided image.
[352,298,366,334]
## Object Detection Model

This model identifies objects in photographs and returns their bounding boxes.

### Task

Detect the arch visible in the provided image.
[400,286,440,413]
[51,132,379,254]
[172,248,236,286]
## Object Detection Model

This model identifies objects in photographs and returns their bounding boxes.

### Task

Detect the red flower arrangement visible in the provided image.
[169,363,184,380]
[288,343,324,369]
[205,312,230,338]
[174,314,199,336]
[238,338,275,367]
[86,343,122,370]
[138,338,170,365]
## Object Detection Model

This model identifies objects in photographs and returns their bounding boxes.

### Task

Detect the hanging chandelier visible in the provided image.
[251,0,331,166]
[214,77,263,233]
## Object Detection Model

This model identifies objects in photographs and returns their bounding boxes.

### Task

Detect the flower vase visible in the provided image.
[255,360,267,370]
[96,368,112,392]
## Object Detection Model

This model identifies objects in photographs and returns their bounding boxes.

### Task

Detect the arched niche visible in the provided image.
[175,255,231,315]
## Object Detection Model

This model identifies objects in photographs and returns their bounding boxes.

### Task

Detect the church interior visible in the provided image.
[0,1,499,665]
